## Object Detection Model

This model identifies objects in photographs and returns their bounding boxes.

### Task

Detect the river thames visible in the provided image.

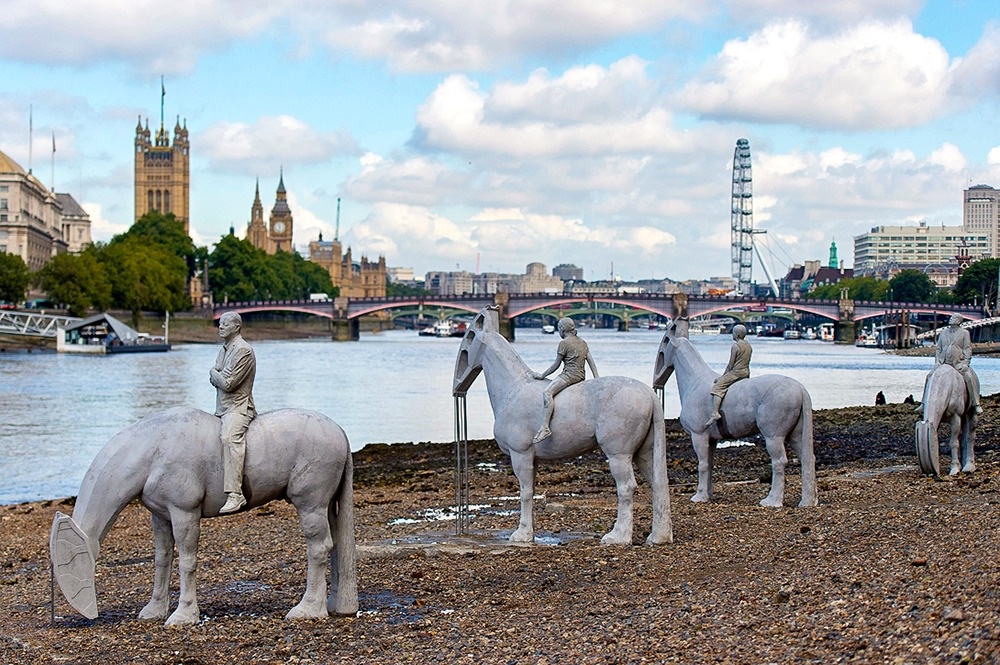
[2,327,998,505]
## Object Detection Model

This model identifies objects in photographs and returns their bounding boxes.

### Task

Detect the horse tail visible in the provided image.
[796,386,818,507]
[328,450,359,615]
[647,392,673,544]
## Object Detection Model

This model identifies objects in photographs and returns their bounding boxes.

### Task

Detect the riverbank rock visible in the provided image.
[2,401,999,663]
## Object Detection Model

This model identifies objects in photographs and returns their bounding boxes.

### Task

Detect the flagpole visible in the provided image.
[51,131,56,192]
[28,104,33,174]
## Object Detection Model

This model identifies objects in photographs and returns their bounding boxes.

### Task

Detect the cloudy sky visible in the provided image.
[1,0,998,283]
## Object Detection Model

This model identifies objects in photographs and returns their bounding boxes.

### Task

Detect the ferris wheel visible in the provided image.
[731,138,754,295]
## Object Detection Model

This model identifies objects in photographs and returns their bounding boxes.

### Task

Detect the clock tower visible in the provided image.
[268,169,293,253]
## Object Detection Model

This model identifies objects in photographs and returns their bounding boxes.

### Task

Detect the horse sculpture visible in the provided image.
[915,363,977,476]
[49,407,357,626]
[453,306,673,545]
[652,319,818,507]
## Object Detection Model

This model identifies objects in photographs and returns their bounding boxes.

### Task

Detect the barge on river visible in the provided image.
[57,313,170,354]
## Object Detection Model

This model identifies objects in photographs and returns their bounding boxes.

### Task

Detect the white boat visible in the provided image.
[783,329,801,340]
[819,323,835,342]
[801,327,818,340]
[856,328,878,347]
[541,324,556,334]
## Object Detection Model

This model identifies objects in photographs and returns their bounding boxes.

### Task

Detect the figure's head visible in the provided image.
[557,317,577,338]
[732,324,747,340]
[949,314,964,327]
[219,312,243,339]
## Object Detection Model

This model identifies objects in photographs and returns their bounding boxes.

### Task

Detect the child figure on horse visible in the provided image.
[531,317,599,443]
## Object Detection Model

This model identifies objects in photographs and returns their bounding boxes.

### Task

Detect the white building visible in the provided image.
[0,148,83,270]
[853,221,989,287]
[964,184,1000,257]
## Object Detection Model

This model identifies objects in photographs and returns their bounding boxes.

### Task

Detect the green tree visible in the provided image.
[34,249,112,316]
[808,276,888,301]
[118,211,198,274]
[888,269,935,303]
[209,234,280,302]
[951,258,1000,309]
[386,279,431,297]
[270,250,335,299]
[0,253,30,304]
[100,238,188,323]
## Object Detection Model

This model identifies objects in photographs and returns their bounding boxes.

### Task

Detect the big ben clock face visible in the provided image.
[273,221,287,234]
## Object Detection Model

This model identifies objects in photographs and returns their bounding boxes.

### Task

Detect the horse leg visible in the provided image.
[948,413,963,476]
[691,432,713,503]
[138,512,174,620]
[760,435,788,508]
[287,506,333,619]
[601,454,637,545]
[164,509,201,626]
[508,450,536,542]
[962,416,977,474]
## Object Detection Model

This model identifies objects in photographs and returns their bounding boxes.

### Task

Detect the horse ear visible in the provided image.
[482,307,499,332]
[673,317,690,339]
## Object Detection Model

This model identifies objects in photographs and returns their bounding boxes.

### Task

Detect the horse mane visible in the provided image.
[486,330,535,382]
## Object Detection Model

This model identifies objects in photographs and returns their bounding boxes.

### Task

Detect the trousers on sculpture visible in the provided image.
[221,412,252,494]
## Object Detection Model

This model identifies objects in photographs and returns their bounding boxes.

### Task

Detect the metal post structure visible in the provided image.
[731,138,754,296]
[453,395,470,535]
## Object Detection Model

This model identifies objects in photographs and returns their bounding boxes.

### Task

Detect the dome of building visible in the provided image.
[0,149,27,176]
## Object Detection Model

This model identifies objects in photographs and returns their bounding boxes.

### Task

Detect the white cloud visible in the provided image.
[325,1,708,72]
[198,116,358,174]
[81,202,129,243]
[0,1,279,73]
[675,18,962,130]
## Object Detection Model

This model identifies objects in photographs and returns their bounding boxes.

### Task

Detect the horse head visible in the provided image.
[652,318,687,388]
[452,306,498,395]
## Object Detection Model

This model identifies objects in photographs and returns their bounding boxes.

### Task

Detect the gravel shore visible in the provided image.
[2,400,999,664]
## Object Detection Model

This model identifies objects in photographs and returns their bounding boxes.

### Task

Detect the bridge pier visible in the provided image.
[494,292,515,342]
[836,295,855,344]
[331,297,359,341]
[672,293,689,320]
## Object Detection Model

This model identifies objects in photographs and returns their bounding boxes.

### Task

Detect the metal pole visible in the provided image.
[453,395,469,535]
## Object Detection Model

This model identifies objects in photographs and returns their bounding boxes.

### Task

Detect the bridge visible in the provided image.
[213,292,983,342]
[0,311,81,338]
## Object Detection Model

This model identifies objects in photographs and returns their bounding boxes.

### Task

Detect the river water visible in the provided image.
[2,327,998,505]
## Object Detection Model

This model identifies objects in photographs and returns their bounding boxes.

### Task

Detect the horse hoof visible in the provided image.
[759,498,784,508]
[509,529,533,543]
[600,533,630,546]
[164,610,199,627]
[963,464,977,473]
[138,604,167,621]
[690,493,710,503]
[949,467,960,476]
[645,532,673,546]
[797,497,819,508]
[286,604,327,620]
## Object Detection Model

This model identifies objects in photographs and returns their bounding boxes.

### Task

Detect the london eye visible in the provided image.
[731,138,754,295]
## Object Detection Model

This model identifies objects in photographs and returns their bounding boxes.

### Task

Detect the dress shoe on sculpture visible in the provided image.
[220,493,246,514]
[532,427,552,444]
[976,405,984,415]
[704,413,721,429]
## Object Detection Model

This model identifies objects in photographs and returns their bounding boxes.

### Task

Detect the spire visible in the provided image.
[254,177,261,203]
[277,166,286,194]
[828,239,838,269]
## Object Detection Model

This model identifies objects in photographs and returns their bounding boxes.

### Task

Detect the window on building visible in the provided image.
[0,198,7,211]
[148,190,154,212]
[156,190,162,211]
[164,190,170,213]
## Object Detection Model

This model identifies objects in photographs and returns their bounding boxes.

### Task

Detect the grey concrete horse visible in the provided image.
[652,319,818,508]
[453,306,673,545]
[50,407,357,626]
[915,363,977,476]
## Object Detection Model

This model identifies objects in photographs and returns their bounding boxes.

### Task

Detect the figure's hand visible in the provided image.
[532,372,543,380]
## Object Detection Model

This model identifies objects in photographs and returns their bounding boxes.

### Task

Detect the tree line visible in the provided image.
[0,212,335,320]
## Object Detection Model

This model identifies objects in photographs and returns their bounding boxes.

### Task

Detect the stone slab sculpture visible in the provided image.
[50,407,357,626]
[453,306,673,545]
[652,319,818,507]
[915,363,977,476]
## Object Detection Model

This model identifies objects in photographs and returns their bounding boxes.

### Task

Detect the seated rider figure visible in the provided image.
[706,324,752,428]
[531,317,598,443]
[936,313,982,415]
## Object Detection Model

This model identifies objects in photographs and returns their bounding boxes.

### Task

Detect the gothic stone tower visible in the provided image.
[134,116,190,234]
[268,170,293,253]
[246,179,268,251]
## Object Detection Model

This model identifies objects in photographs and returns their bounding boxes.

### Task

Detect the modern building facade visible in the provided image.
[0,148,92,271]
[963,184,1000,257]
[853,221,989,287]
[134,116,190,234]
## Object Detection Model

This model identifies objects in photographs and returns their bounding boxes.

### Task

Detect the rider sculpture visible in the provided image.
[211,311,257,513]
[935,314,982,415]
[531,317,598,443]
[705,324,752,428]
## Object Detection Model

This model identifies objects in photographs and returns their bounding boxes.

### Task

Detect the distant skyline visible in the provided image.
[1,1,998,283]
